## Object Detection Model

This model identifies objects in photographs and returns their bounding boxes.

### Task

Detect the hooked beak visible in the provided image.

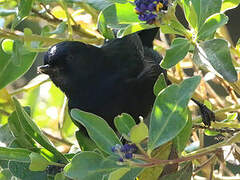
[37,64,53,74]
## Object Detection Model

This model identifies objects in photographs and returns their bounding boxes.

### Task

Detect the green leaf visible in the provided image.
[153,74,167,96]
[71,109,122,155]
[197,13,228,40]
[12,0,34,27]
[0,147,31,162]
[160,162,192,180]
[0,124,15,147]
[64,152,121,179]
[160,20,189,36]
[120,168,143,180]
[114,113,136,137]
[29,152,50,171]
[130,121,148,144]
[204,129,219,136]
[193,39,238,82]
[0,169,12,180]
[173,110,193,153]
[0,40,37,90]
[18,0,34,19]
[181,0,222,30]
[221,0,240,12]
[1,39,14,55]
[8,107,37,149]
[139,142,171,180]
[161,38,190,69]
[98,2,140,27]
[118,24,156,38]
[9,161,48,180]
[98,11,115,39]
[108,168,130,180]
[12,97,68,164]
[148,76,201,153]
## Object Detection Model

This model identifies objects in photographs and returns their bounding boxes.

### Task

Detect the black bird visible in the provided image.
[38,28,165,130]
[38,28,214,133]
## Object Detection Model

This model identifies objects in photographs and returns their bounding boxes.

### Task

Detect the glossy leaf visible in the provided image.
[221,0,240,12]
[8,108,37,149]
[64,152,121,179]
[173,111,193,153]
[0,147,31,162]
[197,13,228,40]
[181,0,222,30]
[161,38,190,69]
[153,74,167,96]
[193,39,238,82]
[71,109,122,155]
[148,76,201,153]
[12,97,68,164]
[114,113,136,137]
[0,41,37,90]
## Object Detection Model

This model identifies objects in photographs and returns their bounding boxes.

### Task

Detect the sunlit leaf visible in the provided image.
[193,39,238,82]
[148,76,201,153]
[161,38,190,69]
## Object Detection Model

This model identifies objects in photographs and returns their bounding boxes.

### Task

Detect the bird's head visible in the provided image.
[38,41,101,95]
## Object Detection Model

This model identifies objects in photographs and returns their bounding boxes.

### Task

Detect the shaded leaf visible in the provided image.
[173,111,192,153]
[160,162,192,180]
[71,109,122,155]
[12,97,68,164]
[109,168,130,180]
[64,152,121,180]
[139,142,172,180]
[29,152,49,171]
[114,113,136,137]
[0,147,31,162]
[9,161,47,180]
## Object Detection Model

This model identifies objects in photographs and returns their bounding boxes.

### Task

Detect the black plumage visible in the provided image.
[38,28,165,129]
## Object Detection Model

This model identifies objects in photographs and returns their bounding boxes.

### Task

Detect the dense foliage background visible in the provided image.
[0,0,240,179]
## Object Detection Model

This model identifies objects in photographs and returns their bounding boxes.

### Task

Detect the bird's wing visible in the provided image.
[101,33,145,77]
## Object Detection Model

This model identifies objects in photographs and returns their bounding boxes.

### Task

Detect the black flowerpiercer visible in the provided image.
[38,28,166,130]
[38,28,214,133]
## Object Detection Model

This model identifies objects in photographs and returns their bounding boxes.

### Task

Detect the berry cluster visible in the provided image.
[134,0,169,24]
[111,144,137,162]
